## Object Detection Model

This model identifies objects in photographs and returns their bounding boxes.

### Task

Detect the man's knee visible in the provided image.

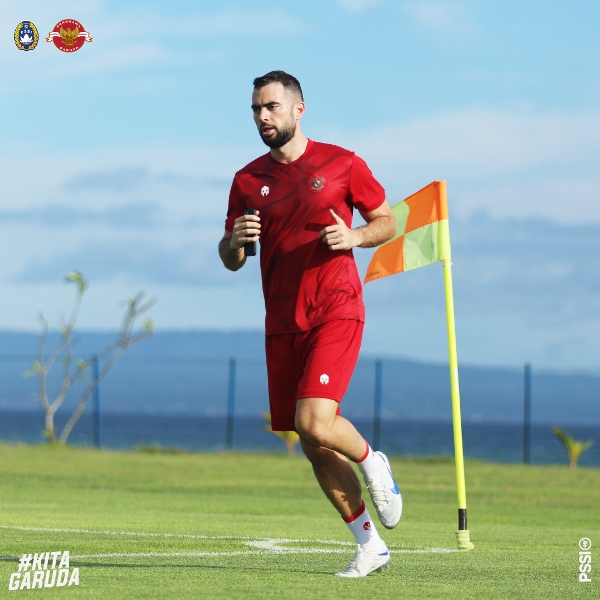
[295,398,337,447]
[295,415,330,447]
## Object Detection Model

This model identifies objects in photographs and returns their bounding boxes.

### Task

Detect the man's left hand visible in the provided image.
[318,209,359,251]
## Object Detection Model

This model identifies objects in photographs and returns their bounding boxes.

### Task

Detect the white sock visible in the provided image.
[343,501,384,550]
[355,442,383,482]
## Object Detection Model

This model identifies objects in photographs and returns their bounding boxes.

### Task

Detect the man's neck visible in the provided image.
[270,132,309,164]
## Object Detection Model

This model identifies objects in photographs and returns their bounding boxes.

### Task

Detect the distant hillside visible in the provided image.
[0,329,598,424]
[0,329,267,359]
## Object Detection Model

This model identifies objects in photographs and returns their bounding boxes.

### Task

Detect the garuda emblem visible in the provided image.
[60,26,80,46]
[47,19,93,52]
[307,172,327,192]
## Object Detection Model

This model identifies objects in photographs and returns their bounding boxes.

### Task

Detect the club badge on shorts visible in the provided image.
[46,19,93,52]
[14,22,39,51]
[307,172,327,192]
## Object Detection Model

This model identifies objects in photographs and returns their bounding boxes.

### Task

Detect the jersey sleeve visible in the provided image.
[224,174,245,232]
[347,154,386,214]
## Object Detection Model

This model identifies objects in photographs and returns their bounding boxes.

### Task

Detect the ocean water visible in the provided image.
[1,409,598,467]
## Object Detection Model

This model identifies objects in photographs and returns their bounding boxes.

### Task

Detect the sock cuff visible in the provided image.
[342,501,366,523]
[354,441,370,464]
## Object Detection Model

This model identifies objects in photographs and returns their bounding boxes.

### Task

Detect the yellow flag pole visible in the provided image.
[440,182,474,551]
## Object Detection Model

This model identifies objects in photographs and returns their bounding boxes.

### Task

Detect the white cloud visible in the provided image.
[63,167,149,192]
[336,0,381,14]
[47,44,165,78]
[458,176,600,224]
[185,8,308,35]
[359,108,600,171]
[2,31,163,80]
[0,141,253,211]
[12,236,261,288]
[325,107,600,222]
[402,0,478,36]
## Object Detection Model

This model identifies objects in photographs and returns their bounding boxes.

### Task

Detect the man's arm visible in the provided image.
[218,231,246,271]
[218,211,261,271]
[318,200,396,251]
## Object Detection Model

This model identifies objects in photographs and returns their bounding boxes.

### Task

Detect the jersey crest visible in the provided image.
[307,172,327,192]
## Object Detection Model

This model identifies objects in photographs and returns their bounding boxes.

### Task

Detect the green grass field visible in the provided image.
[0,444,598,599]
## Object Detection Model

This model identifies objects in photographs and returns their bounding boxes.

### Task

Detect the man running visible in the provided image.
[218,70,402,577]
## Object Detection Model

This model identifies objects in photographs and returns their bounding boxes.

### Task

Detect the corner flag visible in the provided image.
[364,180,450,282]
[365,180,474,551]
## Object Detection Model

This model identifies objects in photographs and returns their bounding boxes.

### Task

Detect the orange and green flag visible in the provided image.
[364,180,451,283]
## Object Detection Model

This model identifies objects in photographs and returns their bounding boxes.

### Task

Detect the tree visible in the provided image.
[552,426,594,469]
[29,272,155,444]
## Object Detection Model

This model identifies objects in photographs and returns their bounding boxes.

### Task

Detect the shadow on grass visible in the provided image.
[0,556,335,576]
[73,560,335,575]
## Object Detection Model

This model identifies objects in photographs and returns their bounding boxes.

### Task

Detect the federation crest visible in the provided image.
[46,19,93,52]
[14,21,39,51]
[307,172,327,192]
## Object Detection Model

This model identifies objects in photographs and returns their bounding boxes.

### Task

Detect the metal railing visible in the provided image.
[0,353,598,465]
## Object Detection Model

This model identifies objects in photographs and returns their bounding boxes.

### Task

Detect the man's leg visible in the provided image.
[296,398,393,577]
[293,319,402,531]
[268,322,400,575]
[299,436,362,519]
[296,396,402,528]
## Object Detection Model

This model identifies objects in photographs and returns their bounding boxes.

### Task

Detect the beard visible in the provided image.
[259,114,296,149]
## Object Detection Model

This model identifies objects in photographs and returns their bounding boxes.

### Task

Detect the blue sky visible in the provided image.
[1,0,599,369]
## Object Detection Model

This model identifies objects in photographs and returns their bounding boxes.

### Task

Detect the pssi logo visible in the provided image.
[14,22,39,51]
[579,538,592,583]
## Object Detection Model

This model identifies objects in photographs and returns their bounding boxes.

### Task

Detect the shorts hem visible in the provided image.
[296,393,342,403]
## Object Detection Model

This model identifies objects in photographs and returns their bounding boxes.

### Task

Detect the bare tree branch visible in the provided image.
[31,273,155,445]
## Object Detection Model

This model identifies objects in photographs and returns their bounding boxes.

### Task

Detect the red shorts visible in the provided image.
[265,319,364,431]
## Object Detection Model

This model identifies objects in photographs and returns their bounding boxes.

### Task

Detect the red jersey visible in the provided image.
[225,139,386,335]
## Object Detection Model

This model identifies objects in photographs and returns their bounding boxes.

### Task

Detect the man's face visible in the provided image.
[251,82,300,149]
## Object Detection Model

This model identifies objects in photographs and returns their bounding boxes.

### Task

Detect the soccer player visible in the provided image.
[219,71,402,578]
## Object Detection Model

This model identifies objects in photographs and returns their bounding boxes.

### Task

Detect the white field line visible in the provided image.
[0,525,355,547]
[0,524,459,559]
[73,550,352,559]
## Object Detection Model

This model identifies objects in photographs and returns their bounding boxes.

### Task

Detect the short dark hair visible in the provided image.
[253,70,304,101]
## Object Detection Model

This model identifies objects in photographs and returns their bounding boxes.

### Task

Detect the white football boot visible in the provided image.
[365,451,402,529]
[334,544,391,578]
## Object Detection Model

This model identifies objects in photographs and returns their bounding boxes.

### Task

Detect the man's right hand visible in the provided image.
[229,211,261,250]
[219,211,261,272]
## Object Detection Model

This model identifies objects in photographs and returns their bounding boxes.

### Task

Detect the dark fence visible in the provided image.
[0,353,598,466]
